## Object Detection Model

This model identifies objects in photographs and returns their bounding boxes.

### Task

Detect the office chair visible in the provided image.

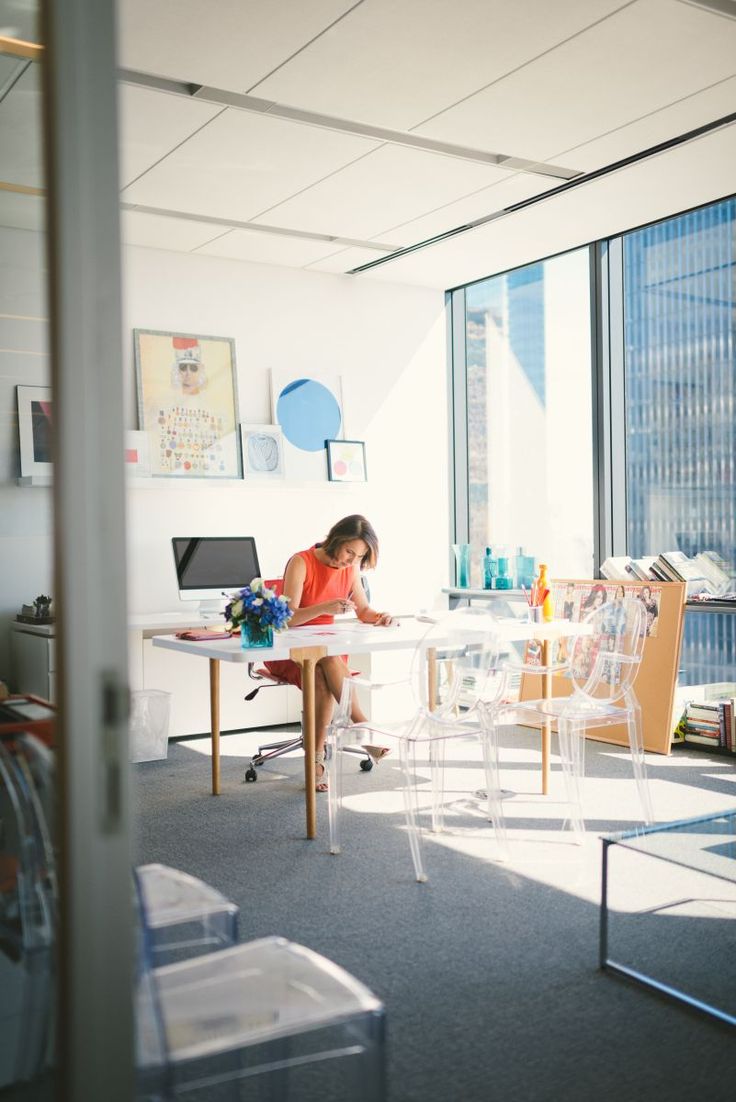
[243,577,375,783]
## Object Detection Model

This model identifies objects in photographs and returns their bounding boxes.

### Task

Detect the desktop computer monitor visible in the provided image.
[172,536,261,615]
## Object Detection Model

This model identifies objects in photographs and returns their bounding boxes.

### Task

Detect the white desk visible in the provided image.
[152,615,586,839]
[153,619,431,839]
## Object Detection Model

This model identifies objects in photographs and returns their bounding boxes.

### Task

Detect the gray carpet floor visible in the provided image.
[133,724,736,1102]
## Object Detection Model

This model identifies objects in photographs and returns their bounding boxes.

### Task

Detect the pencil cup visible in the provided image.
[528,605,544,624]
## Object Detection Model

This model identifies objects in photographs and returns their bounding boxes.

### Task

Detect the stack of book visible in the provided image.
[681,693,735,753]
[600,550,732,596]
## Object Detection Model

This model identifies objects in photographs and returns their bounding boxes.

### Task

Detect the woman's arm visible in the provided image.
[351,567,395,626]
[282,554,356,626]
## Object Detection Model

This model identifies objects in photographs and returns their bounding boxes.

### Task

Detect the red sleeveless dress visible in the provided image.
[264,546,354,688]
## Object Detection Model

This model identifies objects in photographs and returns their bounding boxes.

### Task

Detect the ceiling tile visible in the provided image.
[120,107,379,222]
[550,75,736,173]
[252,143,510,240]
[251,0,624,131]
[304,246,396,273]
[0,62,42,188]
[193,227,344,268]
[377,174,560,248]
[359,124,736,290]
[118,84,224,187]
[117,0,357,93]
[416,0,736,162]
[120,209,222,251]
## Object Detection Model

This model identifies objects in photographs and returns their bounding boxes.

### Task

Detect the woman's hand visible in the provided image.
[372,611,395,627]
[323,597,356,615]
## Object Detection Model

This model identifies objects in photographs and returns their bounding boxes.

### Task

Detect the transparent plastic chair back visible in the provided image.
[567,597,644,704]
[409,607,507,718]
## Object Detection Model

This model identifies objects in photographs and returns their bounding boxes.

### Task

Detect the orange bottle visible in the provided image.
[535,563,554,622]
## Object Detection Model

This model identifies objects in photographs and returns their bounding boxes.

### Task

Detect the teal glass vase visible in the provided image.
[451,543,471,588]
[240,620,274,649]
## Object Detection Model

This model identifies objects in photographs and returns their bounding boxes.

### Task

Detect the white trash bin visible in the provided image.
[129,690,171,763]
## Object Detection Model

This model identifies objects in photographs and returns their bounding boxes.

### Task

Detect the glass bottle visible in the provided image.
[482,546,497,590]
[494,556,513,590]
[451,543,471,588]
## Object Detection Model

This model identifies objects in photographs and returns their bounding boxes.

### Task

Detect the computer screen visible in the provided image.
[172,537,261,611]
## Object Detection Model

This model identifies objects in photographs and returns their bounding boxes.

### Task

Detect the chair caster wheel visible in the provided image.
[359,758,373,772]
[244,767,258,783]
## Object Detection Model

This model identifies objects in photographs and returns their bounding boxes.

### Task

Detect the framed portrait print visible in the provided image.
[134,329,241,479]
[240,423,285,479]
[326,439,366,482]
[17,385,53,477]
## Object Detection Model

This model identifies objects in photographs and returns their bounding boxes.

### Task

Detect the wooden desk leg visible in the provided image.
[209,657,221,796]
[541,640,551,796]
[290,645,327,840]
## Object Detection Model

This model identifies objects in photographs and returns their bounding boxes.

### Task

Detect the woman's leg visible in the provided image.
[313,665,334,792]
[317,656,368,723]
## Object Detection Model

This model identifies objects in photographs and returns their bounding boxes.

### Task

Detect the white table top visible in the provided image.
[151,615,588,662]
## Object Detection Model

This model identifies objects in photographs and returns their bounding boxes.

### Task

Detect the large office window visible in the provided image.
[452,195,736,686]
[622,198,736,682]
[463,248,594,586]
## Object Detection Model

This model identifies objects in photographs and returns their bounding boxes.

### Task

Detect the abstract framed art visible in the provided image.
[240,423,285,480]
[326,439,367,483]
[16,385,53,477]
[134,329,241,479]
[270,368,344,480]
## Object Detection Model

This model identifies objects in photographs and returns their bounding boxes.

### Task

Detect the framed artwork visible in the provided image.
[16,385,52,477]
[240,423,285,479]
[270,368,344,481]
[125,430,151,477]
[326,439,366,482]
[134,329,241,479]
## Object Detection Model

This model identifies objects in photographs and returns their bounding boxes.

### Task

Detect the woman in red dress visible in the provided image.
[265,515,394,790]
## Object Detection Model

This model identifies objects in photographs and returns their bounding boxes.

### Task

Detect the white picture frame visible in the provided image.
[240,423,285,480]
[270,368,344,481]
[125,430,151,477]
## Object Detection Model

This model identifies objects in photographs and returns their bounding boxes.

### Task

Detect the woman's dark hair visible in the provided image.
[322,514,379,569]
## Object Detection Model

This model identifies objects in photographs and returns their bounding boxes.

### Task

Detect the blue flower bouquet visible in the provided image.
[224,578,292,649]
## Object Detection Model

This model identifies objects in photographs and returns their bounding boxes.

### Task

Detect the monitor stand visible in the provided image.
[197,599,225,619]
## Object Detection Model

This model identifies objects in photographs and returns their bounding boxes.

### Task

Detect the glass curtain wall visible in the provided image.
[622,197,736,683]
[463,247,594,587]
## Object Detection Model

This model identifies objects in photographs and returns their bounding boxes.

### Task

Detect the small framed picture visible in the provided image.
[240,423,285,479]
[125,430,151,477]
[16,385,53,477]
[326,439,366,483]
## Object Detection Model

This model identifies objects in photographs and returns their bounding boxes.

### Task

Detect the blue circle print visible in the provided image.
[276,378,342,452]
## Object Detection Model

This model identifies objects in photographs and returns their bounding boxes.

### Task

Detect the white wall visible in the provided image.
[122,246,449,619]
[0,226,52,682]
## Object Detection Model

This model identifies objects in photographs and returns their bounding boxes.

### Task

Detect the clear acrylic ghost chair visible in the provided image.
[487,597,654,838]
[134,872,385,1102]
[326,606,510,882]
[0,738,55,1088]
[135,864,239,963]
